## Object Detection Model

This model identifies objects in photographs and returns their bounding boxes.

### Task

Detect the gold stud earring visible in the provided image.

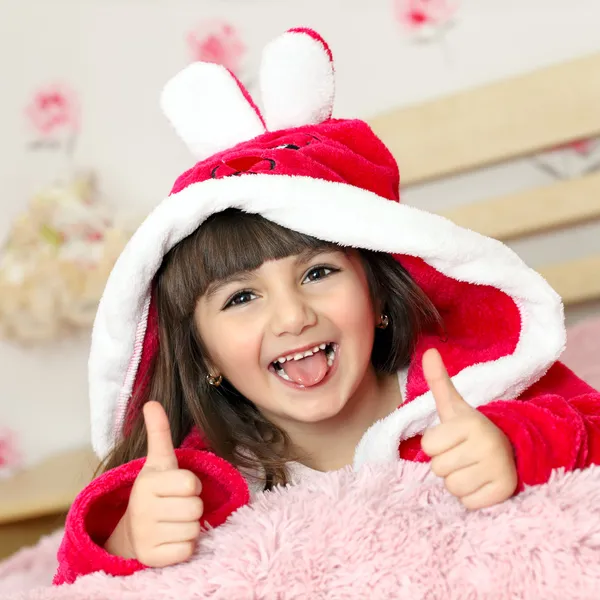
[377,314,389,330]
[206,374,223,387]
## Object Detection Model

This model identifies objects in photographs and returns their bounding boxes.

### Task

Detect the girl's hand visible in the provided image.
[104,401,204,567]
[420,349,518,510]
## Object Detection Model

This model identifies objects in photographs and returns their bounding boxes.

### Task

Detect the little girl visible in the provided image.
[54,28,600,585]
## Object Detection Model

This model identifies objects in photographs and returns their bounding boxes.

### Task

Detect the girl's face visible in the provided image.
[194,249,379,427]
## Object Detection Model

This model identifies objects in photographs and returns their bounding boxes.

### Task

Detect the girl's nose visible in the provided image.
[270,293,317,337]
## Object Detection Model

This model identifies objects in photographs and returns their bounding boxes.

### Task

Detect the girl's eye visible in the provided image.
[303,266,337,283]
[224,290,256,309]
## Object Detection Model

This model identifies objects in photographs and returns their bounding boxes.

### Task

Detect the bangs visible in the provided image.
[157,209,338,316]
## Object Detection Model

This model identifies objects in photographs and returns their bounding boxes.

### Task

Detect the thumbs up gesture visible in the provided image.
[420,349,518,510]
[104,401,204,567]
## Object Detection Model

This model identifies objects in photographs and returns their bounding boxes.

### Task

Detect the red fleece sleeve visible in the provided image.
[478,362,600,490]
[399,362,600,491]
[52,448,249,586]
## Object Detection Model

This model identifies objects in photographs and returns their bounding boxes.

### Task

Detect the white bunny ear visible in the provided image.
[161,62,266,161]
[260,28,335,132]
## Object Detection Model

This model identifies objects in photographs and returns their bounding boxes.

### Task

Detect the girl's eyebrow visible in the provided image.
[204,271,255,301]
[203,247,339,300]
[296,246,340,264]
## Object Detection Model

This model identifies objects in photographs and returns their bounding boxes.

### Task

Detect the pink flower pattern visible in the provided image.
[553,138,596,157]
[25,84,79,138]
[187,20,247,75]
[394,0,459,33]
[0,428,21,475]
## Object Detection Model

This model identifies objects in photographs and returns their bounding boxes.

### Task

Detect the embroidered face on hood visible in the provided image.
[89,28,565,469]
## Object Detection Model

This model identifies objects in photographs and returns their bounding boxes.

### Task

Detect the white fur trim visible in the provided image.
[89,175,565,460]
[111,293,151,445]
[161,62,266,161]
[260,30,335,131]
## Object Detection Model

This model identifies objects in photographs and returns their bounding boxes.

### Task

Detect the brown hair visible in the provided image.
[101,209,442,487]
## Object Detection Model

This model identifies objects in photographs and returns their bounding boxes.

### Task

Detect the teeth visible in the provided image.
[277,369,291,381]
[274,343,335,367]
[273,361,292,381]
[273,343,337,383]
[326,344,336,367]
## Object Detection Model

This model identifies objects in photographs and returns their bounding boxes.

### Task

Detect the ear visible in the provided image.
[260,28,335,131]
[161,62,266,161]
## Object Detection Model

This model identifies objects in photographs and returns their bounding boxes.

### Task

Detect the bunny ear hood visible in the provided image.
[89,29,565,465]
[160,28,335,161]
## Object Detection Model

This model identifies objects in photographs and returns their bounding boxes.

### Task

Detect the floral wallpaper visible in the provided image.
[187,20,248,77]
[394,0,459,41]
[0,428,21,479]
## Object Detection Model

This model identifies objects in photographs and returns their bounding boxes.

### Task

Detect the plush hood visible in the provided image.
[89,28,565,469]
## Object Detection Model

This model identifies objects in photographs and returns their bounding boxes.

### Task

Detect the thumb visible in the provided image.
[142,401,178,471]
[422,348,472,422]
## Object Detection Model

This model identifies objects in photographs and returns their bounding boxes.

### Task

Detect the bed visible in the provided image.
[1,49,599,569]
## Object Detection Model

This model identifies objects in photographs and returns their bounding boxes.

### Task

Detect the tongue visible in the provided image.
[282,351,329,387]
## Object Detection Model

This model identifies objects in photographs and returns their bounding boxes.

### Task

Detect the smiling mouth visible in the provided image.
[270,343,337,388]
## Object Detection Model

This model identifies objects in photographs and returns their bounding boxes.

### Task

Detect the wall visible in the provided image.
[2,0,600,468]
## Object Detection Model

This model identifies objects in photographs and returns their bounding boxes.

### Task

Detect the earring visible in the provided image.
[377,313,389,330]
[206,374,223,387]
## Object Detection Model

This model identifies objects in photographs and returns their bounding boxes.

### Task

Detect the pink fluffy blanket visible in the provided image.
[2,461,600,600]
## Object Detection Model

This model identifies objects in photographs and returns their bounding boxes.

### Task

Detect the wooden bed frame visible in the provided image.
[1,51,599,558]
[369,51,600,305]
